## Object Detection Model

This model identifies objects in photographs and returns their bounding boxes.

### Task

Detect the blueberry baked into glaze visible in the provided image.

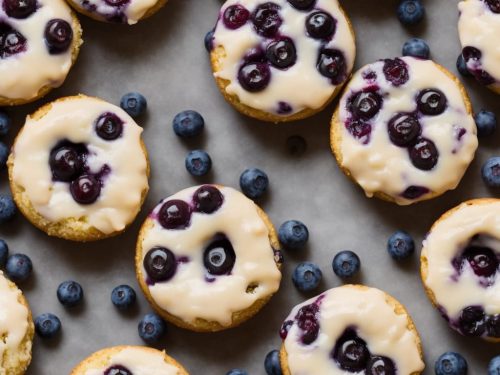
[421,199,500,343]
[7,95,150,242]
[330,56,478,205]
[0,0,82,106]
[135,185,282,332]
[279,285,425,375]
[210,0,356,122]
[458,0,500,94]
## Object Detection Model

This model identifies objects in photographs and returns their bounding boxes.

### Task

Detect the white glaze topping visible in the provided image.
[84,348,180,375]
[11,96,149,235]
[458,0,500,91]
[422,200,500,319]
[140,186,281,326]
[70,0,158,24]
[283,286,424,375]
[337,57,478,205]
[213,0,355,116]
[0,272,30,366]
[0,0,77,101]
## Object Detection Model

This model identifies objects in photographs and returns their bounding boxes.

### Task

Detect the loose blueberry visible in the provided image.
[193,185,224,214]
[484,0,500,13]
[332,329,370,372]
[458,306,486,336]
[462,246,498,278]
[295,303,320,344]
[287,0,315,10]
[49,145,84,182]
[0,142,7,169]
[172,110,205,138]
[456,54,472,77]
[120,92,147,118]
[292,262,322,292]
[111,285,136,310]
[240,168,269,199]
[264,349,282,375]
[474,110,497,137]
[3,0,37,19]
[278,220,309,251]
[350,91,382,120]
[317,49,347,84]
[143,247,177,282]
[0,194,16,223]
[44,19,72,54]
[487,315,500,338]
[223,4,250,29]
[409,138,439,171]
[0,25,27,58]
[388,113,421,147]
[226,370,248,375]
[366,356,396,375]
[435,352,468,375]
[138,313,166,343]
[104,365,132,375]
[383,58,409,86]
[346,120,372,144]
[185,150,212,177]
[57,280,84,308]
[70,174,101,205]
[387,230,415,260]
[34,313,61,339]
[332,250,361,278]
[252,2,282,38]
[397,0,425,26]
[95,113,123,140]
[489,356,500,375]
[0,239,8,267]
[402,38,430,59]
[203,235,236,276]
[0,110,11,136]
[306,11,336,40]
[5,253,32,282]
[204,29,214,52]
[417,89,447,116]
[158,200,191,229]
[482,157,500,188]
[266,38,296,69]
[238,62,271,92]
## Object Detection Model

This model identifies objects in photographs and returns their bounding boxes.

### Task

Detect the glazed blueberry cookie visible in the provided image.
[135,185,282,332]
[7,95,150,242]
[0,0,82,106]
[210,0,356,122]
[0,271,34,375]
[70,346,189,375]
[421,199,500,342]
[279,285,425,375]
[330,56,478,205]
[458,0,500,94]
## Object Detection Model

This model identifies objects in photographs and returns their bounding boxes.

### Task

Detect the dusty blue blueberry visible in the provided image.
[138,313,166,343]
[292,262,322,292]
[264,349,283,375]
[204,30,214,52]
[57,280,84,307]
[488,356,500,375]
[0,111,11,137]
[173,110,205,138]
[111,284,136,310]
[120,92,147,118]
[0,239,8,267]
[0,142,8,168]
[185,150,212,176]
[332,250,361,278]
[482,156,500,188]
[278,220,309,250]
[474,110,497,137]
[35,313,61,339]
[456,54,471,77]
[240,168,269,199]
[435,352,468,375]
[0,194,16,223]
[5,253,32,282]
[387,230,415,260]
[402,38,430,59]
[397,0,425,25]
[226,370,247,375]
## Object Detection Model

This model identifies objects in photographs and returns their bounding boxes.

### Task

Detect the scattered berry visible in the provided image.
[0,239,8,267]
[185,150,212,177]
[138,313,166,343]
[435,352,468,375]
[488,356,500,375]
[204,29,214,52]
[332,251,361,278]
[0,111,11,137]
[120,92,147,118]
[397,0,425,26]
[0,142,8,168]
[226,370,248,375]
[264,349,283,375]
[456,54,471,77]
[402,38,430,59]
[387,230,415,260]
[0,194,16,223]
[34,313,61,339]
[5,254,32,282]
[173,110,205,138]
[474,110,497,137]
[240,168,269,199]
[57,280,84,307]
[278,220,309,251]
[111,285,137,310]
[292,262,322,292]
[482,157,500,188]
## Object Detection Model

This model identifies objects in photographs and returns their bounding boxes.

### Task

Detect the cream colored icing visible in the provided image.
[458,0,500,91]
[11,96,149,235]
[213,0,355,116]
[0,272,30,370]
[0,0,77,101]
[283,286,425,375]
[70,0,158,24]
[338,57,478,205]
[422,200,500,319]
[84,348,180,375]
[140,185,281,326]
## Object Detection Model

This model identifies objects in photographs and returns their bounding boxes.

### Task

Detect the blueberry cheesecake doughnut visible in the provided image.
[210,0,356,123]
[0,271,34,375]
[7,95,150,242]
[0,0,82,106]
[421,199,500,342]
[135,184,282,332]
[330,56,478,205]
[458,0,500,94]
[70,346,189,375]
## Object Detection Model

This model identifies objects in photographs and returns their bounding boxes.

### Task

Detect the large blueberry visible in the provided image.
[158,200,191,230]
[193,185,224,214]
[332,329,370,372]
[44,19,73,54]
[238,62,271,92]
[462,246,498,278]
[70,174,101,205]
[143,247,177,282]
[317,49,347,84]
[49,144,84,182]
[409,138,439,171]
[252,2,282,38]
[388,113,421,147]
[417,89,447,116]
[350,91,382,120]
[3,0,37,19]
[306,11,336,40]
[95,113,123,140]
[266,38,296,69]
[223,4,250,29]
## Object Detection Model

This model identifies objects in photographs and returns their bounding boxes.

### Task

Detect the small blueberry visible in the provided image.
[435,352,468,375]
[57,280,84,307]
[387,230,415,260]
[0,111,11,137]
[240,168,269,199]
[482,156,500,188]
[173,110,205,138]
[402,38,430,59]
[5,253,32,282]
[111,284,136,310]
[332,250,361,278]
[35,313,61,339]
[138,313,166,343]
[0,194,16,223]
[278,220,309,250]
[292,262,322,292]
[264,349,283,375]
[397,0,425,26]
[185,150,212,177]
[474,110,497,138]
[120,92,147,118]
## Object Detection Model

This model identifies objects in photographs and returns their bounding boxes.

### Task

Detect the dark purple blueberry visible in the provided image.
[345,120,372,144]
[278,102,293,114]
[95,113,123,141]
[484,0,500,13]
[458,306,486,337]
[287,0,316,10]
[332,329,370,372]
[44,19,73,54]
[193,185,224,214]
[306,11,336,40]
[0,25,27,59]
[409,138,439,170]
[417,89,447,116]
[366,356,396,375]
[280,320,293,339]
[158,200,191,230]
[103,0,129,6]
[362,70,377,82]
[143,247,177,282]
[317,49,347,84]
[3,0,37,19]
[462,47,495,86]
[49,145,83,182]
[387,113,421,147]
[266,38,296,69]
[244,46,266,63]
[251,2,282,38]
[462,246,499,278]
[383,58,409,86]
[402,186,429,200]
[350,91,382,120]
[104,366,132,375]
[238,62,271,92]
[203,235,236,275]
[70,174,101,205]
[222,4,250,29]
[295,304,320,345]
[487,314,500,338]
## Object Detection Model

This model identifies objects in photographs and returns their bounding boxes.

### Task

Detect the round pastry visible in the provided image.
[7,95,150,242]
[330,56,478,205]
[0,271,34,375]
[279,285,425,375]
[421,199,500,342]
[70,346,189,375]
[0,0,82,106]
[135,184,282,332]
[210,0,356,123]
[458,0,500,94]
